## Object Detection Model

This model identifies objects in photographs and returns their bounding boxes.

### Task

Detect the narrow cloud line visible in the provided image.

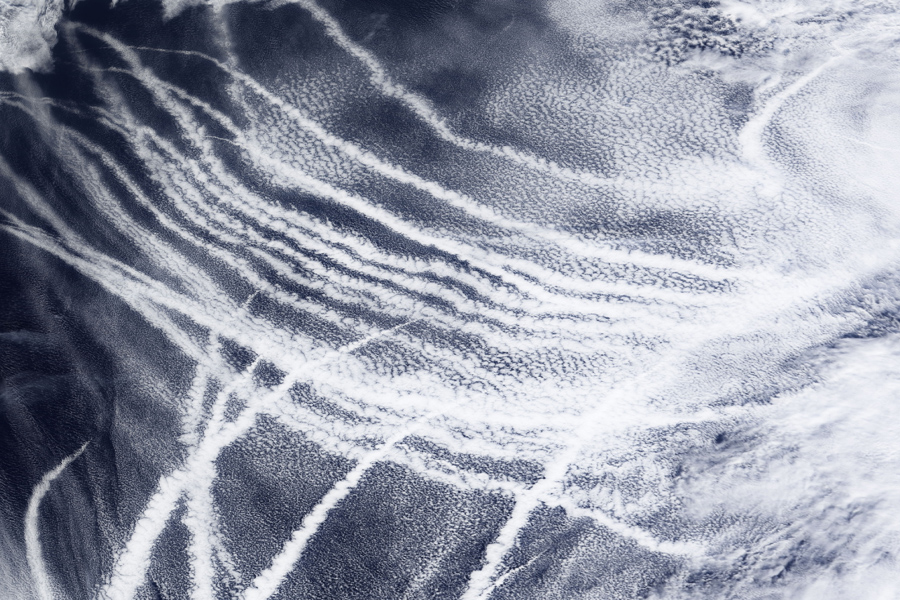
[3,183,596,464]
[25,442,90,600]
[63,34,615,330]
[97,26,738,283]
[96,321,434,600]
[241,429,414,600]
[283,0,617,188]
[68,31,700,338]
[739,54,844,172]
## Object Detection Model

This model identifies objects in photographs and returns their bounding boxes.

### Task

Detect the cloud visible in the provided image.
[0,0,64,72]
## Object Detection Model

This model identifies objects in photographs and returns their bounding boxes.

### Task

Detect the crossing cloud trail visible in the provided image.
[1,0,900,598]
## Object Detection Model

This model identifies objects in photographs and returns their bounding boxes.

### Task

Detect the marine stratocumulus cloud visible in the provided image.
[1,0,899,598]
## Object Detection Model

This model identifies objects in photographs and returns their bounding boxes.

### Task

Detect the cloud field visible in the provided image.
[0,0,899,598]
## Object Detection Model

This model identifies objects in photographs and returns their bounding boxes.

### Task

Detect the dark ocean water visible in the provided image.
[2,0,900,598]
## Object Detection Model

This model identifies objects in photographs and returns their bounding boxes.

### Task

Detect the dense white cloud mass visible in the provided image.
[0,0,65,72]
[0,0,899,598]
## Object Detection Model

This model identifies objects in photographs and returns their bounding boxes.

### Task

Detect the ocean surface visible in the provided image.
[1,0,900,598]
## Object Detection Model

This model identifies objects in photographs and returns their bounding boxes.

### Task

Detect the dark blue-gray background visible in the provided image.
[2,0,900,598]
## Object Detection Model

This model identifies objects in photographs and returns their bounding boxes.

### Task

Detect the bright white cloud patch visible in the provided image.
[0,0,64,72]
